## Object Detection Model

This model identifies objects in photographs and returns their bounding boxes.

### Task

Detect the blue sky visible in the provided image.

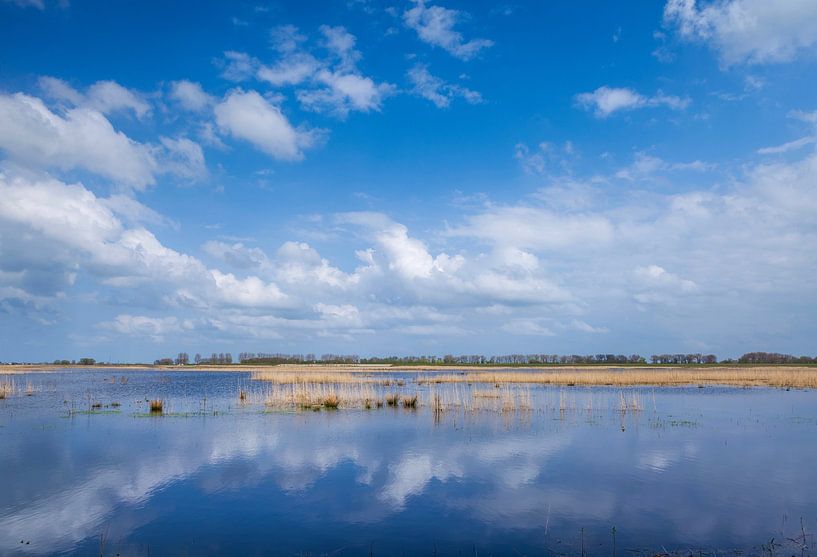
[1,0,816,362]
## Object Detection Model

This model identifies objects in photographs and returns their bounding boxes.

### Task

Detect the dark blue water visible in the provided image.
[1,369,816,556]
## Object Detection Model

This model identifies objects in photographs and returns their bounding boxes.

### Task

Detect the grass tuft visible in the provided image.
[385,393,400,407]
[402,394,418,408]
[149,399,164,413]
[322,393,340,409]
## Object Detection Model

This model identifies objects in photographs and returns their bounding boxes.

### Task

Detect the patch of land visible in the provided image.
[249,364,817,388]
[2,364,816,388]
[416,367,817,388]
[0,364,155,374]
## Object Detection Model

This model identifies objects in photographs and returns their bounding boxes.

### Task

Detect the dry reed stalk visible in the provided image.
[471,389,500,399]
[264,382,377,410]
[0,378,14,399]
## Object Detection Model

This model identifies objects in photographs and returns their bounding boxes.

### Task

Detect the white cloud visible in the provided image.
[575,86,691,118]
[214,90,316,160]
[320,25,361,71]
[298,70,395,116]
[447,207,615,252]
[38,76,84,105]
[0,92,158,188]
[202,241,269,269]
[218,51,259,82]
[757,136,815,155]
[407,64,483,108]
[633,265,698,305]
[0,171,290,314]
[0,91,204,188]
[501,319,555,336]
[3,140,817,351]
[664,0,817,65]
[39,77,151,119]
[101,194,178,230]
[84,80,151,119]
[101,314,184,342]
[614,152,712,180]
[403,0,494,60]
[790,109,817,125]
[2,0,44,8]
[514,142,577,176]
[210,269,288,308]
[234,25,395,118]
[168,80,214,112]
[257,52,320,86]
[158,136,207,180]
[270,24,307,53]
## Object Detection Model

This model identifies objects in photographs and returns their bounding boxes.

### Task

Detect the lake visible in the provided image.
[1,369,815,556]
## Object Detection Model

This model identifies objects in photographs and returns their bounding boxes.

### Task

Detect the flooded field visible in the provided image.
[1,369,815,556]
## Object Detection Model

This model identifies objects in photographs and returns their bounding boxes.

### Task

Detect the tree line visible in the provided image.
[39,351,817,367]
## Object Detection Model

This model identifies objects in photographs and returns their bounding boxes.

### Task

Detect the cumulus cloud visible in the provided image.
[0,91,206,188]
[214,90,317,160]
[256,25,396,118]
[407,64,483,108]
[575,86,691,118]
[403,0,494,60]
[2,141,817,353]
[0,171,291,315]
[0,92,158,188]
[664,0,817,65]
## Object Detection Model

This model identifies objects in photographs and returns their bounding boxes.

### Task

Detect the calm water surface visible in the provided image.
[1,369,816,556]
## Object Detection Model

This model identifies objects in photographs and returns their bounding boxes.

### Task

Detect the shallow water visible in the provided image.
[1,369,816,556]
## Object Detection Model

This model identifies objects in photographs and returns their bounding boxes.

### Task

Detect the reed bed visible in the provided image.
[419,367,817,388]
[0,378,14,399]
[264,383,379,411]
[251,371,395,385]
